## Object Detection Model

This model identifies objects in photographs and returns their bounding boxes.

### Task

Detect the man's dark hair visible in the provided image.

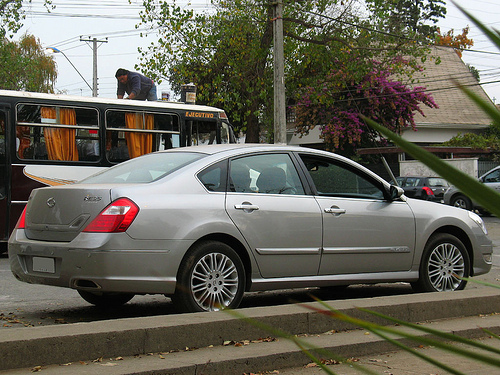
[115,68,129,78]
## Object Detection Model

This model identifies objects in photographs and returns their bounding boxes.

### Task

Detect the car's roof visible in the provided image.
[164,143,314,156]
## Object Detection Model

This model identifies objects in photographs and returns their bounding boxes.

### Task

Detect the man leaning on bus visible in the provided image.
[115,68,157,101]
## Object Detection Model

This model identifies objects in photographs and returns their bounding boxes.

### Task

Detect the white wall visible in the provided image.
[399,158,479,178]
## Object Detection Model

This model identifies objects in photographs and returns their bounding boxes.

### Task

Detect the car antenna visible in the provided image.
[382,156,399,186]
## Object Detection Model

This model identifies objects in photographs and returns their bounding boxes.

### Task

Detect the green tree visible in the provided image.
[135,0,446,142]
[0,0,53,38]
[442,125,500,161]
[0,34,57,93]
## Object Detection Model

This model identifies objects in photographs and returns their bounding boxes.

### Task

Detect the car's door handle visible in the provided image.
[234,203,260,212]
[324,206,346,216]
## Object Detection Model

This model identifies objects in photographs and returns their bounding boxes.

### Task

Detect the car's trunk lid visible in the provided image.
[24,186,112,242]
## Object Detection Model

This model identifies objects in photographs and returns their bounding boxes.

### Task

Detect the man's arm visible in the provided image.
[127,74,141,99]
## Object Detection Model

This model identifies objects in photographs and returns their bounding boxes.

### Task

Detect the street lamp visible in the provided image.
[45,46,93,93]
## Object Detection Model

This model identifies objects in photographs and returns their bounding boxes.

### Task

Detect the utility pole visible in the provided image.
[80,36,108,97]
[272,0,286,144]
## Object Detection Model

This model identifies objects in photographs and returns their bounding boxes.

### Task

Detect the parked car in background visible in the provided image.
[9,145,492,313]
[444,165,500,212]
[394,176,449,202]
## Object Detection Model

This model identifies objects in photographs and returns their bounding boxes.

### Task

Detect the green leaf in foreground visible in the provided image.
[362,116,500,218]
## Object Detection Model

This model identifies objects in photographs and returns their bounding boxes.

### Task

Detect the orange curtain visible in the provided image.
[125,112,154,158]
[41,107,79,161]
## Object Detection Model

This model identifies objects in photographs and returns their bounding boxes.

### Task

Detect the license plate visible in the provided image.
[32,257,55,274]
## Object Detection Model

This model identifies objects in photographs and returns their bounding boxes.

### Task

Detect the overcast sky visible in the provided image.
[17,0,500,103]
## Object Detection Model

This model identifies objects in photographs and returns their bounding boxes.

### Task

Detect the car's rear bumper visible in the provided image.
[8,229,190,295]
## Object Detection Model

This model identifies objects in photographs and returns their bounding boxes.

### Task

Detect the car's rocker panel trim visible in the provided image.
[249,271,419,291]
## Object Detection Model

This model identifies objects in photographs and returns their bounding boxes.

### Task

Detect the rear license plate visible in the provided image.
[32,257,55,273]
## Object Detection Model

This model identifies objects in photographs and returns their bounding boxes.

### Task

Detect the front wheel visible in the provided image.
[173,241,245,313]
[451,195,472,211]
[412,233,470,293]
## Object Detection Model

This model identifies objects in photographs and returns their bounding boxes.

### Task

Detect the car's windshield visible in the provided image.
[80,152,206,184]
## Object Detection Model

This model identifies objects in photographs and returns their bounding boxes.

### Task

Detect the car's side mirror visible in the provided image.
[389,185,405,201]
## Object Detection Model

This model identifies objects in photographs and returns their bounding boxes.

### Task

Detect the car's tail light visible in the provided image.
[422,186,434,196]
[15,206,27,229]
[83,198,139,233]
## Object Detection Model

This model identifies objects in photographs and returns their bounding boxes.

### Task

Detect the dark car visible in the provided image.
[395,176,449,202]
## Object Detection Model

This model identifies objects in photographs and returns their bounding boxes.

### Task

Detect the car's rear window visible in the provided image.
[427,178,448,187]
[79,152,206,184]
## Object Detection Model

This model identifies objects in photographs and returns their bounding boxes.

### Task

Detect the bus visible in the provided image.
[0,89,236,249]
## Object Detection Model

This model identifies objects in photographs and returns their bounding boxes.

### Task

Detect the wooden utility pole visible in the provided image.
[272,0,286,144]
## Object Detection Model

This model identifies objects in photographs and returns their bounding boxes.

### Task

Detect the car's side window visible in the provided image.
[300,154,384,199]
[229,153,305,195]
[484,169,500,183]
[198,161,227,192]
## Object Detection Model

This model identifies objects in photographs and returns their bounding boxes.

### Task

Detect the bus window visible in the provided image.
[15,104,99,162]
[105,110,180,162]
[191,120,217,146]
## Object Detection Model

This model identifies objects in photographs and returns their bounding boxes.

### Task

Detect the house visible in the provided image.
[401,45,493,145]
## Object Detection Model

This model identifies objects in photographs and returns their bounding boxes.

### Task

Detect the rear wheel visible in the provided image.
[173,241,245,313]
[412,233,470,293]
[77,290,134,307]
[451,195,472,211]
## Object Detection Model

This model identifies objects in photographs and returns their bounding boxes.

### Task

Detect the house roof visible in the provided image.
[409,46,494,129]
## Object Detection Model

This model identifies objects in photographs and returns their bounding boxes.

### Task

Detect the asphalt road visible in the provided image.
[1,215,499,330]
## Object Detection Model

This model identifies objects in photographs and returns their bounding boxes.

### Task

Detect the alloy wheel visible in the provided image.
[427,242,465,291]
[190,252,239,311]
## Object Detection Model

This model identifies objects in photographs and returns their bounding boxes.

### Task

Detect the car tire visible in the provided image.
[173,240,245,313]
[77,290,135,307]
[451,195,473,210]
[412,233,470,293]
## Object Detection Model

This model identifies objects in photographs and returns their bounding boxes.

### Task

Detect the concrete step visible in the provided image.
[2,289,500,374]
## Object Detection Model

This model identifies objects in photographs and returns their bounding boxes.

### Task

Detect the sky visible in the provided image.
[16,0,500,103]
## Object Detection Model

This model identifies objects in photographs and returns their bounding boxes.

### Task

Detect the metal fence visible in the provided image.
[478,161,500,177]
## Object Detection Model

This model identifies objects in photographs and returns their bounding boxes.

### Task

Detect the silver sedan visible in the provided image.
[9,144,493,312]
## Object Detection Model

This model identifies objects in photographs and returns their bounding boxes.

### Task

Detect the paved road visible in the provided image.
[1,216,499,329]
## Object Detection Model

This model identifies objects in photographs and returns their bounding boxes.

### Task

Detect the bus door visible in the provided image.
[0,108,8,242]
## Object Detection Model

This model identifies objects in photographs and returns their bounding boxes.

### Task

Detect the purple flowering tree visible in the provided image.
[294,59,438,153]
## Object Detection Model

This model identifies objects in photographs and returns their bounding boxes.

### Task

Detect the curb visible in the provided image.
[2,288,500,372]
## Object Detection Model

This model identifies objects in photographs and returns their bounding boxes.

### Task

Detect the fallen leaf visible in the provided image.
[31,366,43,372]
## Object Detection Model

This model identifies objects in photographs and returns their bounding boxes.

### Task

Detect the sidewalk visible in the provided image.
[2,289,500,374]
